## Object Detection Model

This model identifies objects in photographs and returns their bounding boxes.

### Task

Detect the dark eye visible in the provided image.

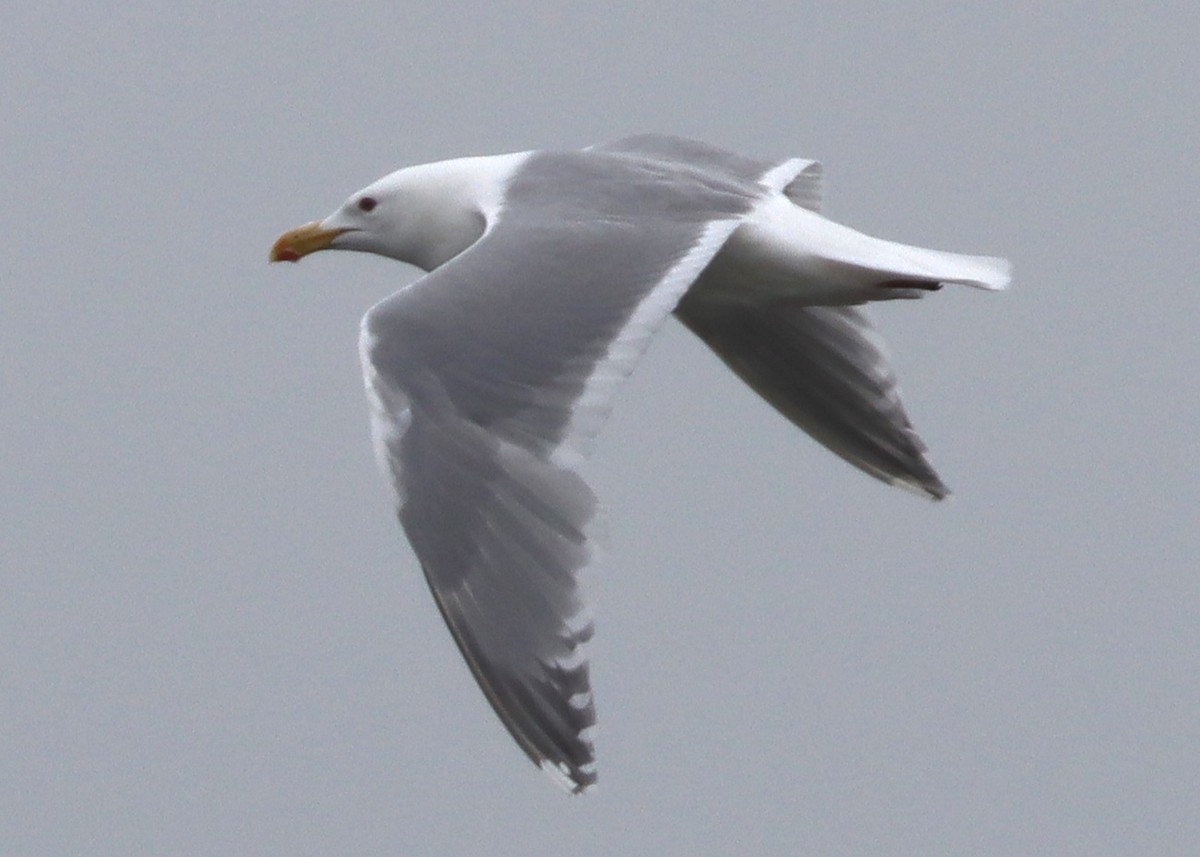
[357,196,377,212]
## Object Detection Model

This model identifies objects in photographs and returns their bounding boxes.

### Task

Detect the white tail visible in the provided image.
[703,196,1012,306]
[871,240,1012,291]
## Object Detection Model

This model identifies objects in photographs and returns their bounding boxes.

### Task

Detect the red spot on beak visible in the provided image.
[269,221,343,263]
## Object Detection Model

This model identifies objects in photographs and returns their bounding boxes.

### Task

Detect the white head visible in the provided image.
[270,153,529,272]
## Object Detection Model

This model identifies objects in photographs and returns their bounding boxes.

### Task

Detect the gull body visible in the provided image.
[270,134,1009,793]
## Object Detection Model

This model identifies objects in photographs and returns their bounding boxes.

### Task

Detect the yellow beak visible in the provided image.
[269,221,348,262]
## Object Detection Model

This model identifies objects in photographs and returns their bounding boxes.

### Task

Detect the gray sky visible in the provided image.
[3,2,1198,855]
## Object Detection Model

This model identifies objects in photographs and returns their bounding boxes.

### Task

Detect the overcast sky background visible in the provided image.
[3,3,1198,855]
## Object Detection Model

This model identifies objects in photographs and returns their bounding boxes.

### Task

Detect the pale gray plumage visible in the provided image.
[270,134,1010,793]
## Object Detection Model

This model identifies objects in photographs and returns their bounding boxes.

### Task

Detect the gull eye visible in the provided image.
[357,196,377,212]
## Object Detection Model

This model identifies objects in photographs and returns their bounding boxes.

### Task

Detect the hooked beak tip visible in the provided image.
[269,221,344,264]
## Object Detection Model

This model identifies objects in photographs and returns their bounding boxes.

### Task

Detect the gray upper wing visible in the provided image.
[359,150,757,791]
[594,133,824,211]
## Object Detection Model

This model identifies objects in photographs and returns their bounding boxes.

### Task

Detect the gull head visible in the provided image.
[270,158,505,271]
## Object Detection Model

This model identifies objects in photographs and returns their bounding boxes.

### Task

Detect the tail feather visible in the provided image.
[826,235,1012,296]
[720,197,1011,305]
[887,244,1011,291]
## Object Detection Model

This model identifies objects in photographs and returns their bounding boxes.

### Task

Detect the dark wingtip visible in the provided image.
[877,279,942,292]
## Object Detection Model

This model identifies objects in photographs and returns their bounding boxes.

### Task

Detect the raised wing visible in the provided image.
[359,151,756,791]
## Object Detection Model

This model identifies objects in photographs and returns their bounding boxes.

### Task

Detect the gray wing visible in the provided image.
[616,136,949,498]
[676,296,950,500]
[359,152,754,792]
[594,133,824,211]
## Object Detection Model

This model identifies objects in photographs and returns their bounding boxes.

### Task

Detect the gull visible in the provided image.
[270,134,1010,793]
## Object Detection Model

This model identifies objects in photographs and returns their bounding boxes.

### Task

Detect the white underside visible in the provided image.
[701,195,1011,307]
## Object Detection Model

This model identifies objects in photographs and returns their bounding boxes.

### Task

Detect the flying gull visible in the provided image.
[269,134,1010,793]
